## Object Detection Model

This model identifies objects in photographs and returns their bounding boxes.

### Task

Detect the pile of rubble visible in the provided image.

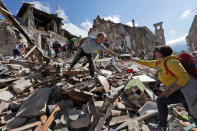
[0,1,196,130]
[0,55,196,131]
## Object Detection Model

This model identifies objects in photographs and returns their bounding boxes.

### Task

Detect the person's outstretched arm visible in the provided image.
[103,48,118,57]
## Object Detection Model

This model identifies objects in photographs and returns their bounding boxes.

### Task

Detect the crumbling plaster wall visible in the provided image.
[20,6,35,29]
[88,21,156,53]
[187,17,197,51]
[0,21,17,56]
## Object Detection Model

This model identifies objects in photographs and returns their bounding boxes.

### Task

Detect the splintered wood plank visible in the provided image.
[24,45,37,59]
[39,105,61,131]
[96,75,109,92]
[40,115,47,124]
[9,121,41,131]
[34,115,48,131]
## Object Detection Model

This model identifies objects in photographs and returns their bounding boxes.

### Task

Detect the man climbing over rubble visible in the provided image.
[128,46,197,131]
[68,32,118,79]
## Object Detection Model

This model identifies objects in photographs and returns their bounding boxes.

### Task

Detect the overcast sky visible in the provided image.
[2,0,197,51]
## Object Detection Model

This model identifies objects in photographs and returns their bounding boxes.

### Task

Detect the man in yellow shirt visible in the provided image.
[130,46,197,130]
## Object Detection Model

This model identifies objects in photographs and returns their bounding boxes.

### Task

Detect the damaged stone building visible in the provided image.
[0,2,76,56]
[89,15,165,54]
[186,15,197,51]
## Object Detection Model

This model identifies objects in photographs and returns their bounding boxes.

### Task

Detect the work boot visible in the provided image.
[149,123,168,131]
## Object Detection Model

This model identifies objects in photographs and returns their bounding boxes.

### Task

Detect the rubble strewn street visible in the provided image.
[0,54,196,131]
[0,0,197,131]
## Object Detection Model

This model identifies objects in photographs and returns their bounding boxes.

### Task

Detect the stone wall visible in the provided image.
[0,20,17,56]
[187,15,197,51]
[88,16,159,53]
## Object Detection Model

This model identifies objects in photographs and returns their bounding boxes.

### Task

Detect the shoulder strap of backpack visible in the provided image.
[164,58,176,77]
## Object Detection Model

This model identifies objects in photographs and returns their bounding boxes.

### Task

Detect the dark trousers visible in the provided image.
[157,90,189,127]
[70,49,94,77]
[54,50,60,58]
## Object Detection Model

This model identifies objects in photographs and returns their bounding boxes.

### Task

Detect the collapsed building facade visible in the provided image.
[0,2,76,56]
[186,15,197,51]
[89,16,165,54]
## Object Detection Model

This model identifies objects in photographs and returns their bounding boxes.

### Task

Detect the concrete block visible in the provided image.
[0,91,13,101]
[12,77,32,94]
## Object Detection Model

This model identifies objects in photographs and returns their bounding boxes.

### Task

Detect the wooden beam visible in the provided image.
[9,121,41,131]
[24,45,37,59]
[39,105,61,131]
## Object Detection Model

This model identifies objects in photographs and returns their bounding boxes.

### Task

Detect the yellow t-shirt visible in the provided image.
[136,55,190,88]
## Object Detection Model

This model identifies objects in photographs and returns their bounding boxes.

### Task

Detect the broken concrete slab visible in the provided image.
[133,74,156,83]
[68,109,82,121]
[138,101,157,115]
[0,91,13,101]
[0,101,9,113]
[109,115,130,126]
[16,87,52,118]
[70,115,91,128]
[12,77,32,94]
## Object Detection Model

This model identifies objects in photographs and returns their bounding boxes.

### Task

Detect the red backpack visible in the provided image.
[164,53,197,80]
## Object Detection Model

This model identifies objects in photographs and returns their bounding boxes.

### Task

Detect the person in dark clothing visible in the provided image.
[13,48,22,58]
[53,41,61,58]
